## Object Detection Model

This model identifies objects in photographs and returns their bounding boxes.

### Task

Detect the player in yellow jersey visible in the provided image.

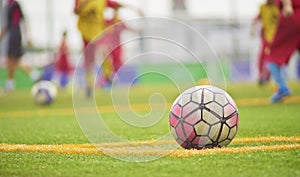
[74,0,120,97]
[251,0,279,85]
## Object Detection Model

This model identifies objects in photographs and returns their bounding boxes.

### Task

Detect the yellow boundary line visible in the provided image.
[170,144,300,158]
[0,143,299,157]
[66,136,300,148]
[233,136,300,143]
[0,136,299,157]
[1,96,300,118]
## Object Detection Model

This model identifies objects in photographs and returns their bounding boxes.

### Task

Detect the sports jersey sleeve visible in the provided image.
[74,0,79,13]
[7,2,24,29]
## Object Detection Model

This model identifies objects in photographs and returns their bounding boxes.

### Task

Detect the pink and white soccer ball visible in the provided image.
[169,85,239,149]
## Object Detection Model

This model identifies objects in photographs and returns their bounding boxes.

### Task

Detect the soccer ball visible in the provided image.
[31,81,57,105]
[169,85,238,149]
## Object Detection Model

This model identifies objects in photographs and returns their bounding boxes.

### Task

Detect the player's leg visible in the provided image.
[83,41,96,98]
[258,42,264,82]
[112,46,123,75]
[102,55,113,88]
[267,62,290,102]
[262,42,271,83]
[5,56,19,91]
[19,65,41,81]
[6,33,20,91]
[59,72,69,89]
[258,39,268,85]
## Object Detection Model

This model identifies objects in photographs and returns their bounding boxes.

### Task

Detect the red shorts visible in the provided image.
[266,10,300,66]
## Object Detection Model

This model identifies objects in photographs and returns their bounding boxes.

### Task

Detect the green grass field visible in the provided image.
[0,82,300,177]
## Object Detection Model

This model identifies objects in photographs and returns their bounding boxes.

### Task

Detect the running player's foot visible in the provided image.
[270,88,291,103]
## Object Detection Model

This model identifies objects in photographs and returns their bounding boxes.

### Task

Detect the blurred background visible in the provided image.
[0,0,299,88]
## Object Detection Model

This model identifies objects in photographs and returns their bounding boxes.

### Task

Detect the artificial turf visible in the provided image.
[0,82,299,176]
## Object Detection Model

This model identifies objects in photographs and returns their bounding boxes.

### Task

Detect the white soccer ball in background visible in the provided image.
[31,81,57,105]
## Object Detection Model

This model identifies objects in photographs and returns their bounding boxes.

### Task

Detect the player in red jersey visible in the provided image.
[74,0,120,97]
[55,31,72,89]
[96,8,129,87]
[97,5,142,87]
[105,9,128,75]
[265,0,300,103]
[251,0,279,85]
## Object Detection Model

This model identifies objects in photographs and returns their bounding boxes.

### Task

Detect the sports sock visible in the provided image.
[30,69,41,81]
[5,79,15,91]
[267,62,289,91]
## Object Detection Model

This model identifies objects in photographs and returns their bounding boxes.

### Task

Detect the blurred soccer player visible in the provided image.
[106,7,141,76]
[96,8,131,87]
[251,0,279,85]
[0,0,32,91]
[55,31,72,89]
[98,6,143,87]
[265,0,300,103]
[105,8,126,77]
[74,0,120,97]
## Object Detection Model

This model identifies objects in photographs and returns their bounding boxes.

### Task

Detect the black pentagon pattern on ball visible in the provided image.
[170,87,238,149]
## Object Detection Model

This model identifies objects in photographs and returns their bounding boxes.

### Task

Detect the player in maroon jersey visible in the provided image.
[0,0,32,91]
[265,0,300,103]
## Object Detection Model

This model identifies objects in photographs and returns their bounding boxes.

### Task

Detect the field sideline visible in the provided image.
[1,95,300,118]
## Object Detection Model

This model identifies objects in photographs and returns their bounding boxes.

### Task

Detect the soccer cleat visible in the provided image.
[270,88,291,103]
